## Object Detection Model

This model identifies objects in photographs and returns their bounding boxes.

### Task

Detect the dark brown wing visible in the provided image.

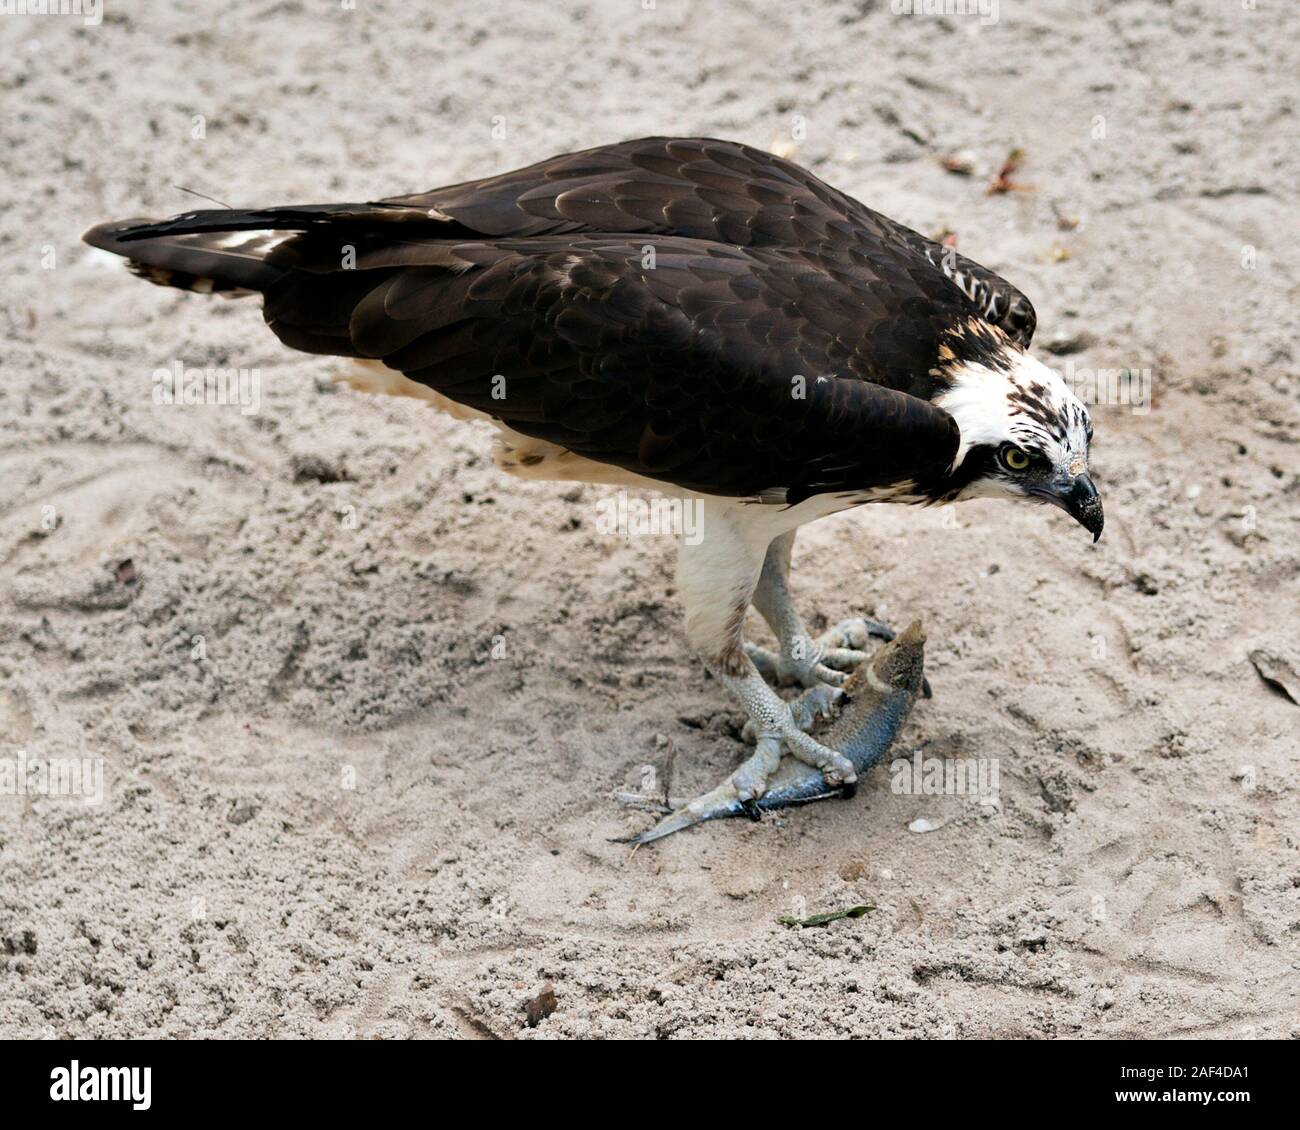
[262,234,959,503]
[382,136,1036,347]
[98,137,1034,350]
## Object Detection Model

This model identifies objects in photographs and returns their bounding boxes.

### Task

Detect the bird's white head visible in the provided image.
[935,349,1103,541]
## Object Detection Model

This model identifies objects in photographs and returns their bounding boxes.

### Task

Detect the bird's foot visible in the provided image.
[734,684,845,800]
[613,685,848,845]
[821,617,900,650]
[614,622,931,846]
[745,617,898,688]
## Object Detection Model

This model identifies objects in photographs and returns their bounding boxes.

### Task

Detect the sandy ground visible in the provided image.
[1,0,1297,1040]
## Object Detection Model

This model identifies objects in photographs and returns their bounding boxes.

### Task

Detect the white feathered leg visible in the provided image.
[674,502,856,801]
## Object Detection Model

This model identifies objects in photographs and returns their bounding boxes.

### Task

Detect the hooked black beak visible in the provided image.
[1063,473,1104,542]
[1033,473,1104,542]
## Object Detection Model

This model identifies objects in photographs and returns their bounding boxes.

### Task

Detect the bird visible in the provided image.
[84,136,1102,812]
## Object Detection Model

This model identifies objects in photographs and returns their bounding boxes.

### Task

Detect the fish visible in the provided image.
[615,620,927,845]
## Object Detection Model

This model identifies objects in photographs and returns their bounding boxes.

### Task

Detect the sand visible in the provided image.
[1,0,1297,1039]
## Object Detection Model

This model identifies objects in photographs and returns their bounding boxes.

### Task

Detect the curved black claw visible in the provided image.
[859,619,896,642]
[740,797,763,822]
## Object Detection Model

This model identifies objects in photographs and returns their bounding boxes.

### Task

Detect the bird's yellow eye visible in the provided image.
[1002,446,1030,471]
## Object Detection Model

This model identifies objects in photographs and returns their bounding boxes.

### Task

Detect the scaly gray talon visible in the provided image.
[817,618,932,696]
[729,734,783,801]
[732,697,855,794]
[818,645,873,671]
[733,710,854,797]
[617,623,928,846]
[821,617,896,650]
[743,641,845,688]
[747,618,905,689]
[740,685,840,744]
[783,727,857,787]
[789,683,843,730]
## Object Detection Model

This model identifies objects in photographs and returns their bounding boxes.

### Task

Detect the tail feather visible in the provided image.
[103,201,437,243]
[83,218,290,295]
[82,200,462,297]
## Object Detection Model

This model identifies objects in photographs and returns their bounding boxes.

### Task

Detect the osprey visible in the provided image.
[85,137,1102,811]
